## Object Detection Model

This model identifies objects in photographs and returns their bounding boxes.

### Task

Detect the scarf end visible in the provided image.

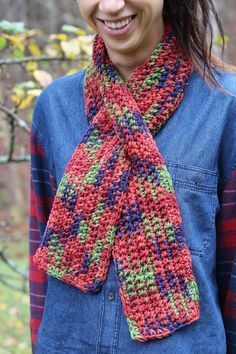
[128,310,200,342]
[33,246,109,293]
[119,287,200,342]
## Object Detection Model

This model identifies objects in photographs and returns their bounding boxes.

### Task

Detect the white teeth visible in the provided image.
[104,16,133,30]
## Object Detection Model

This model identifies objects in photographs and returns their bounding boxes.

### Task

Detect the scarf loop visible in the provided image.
[34,24,200,341]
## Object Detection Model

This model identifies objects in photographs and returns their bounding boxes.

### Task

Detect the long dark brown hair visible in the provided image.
[163,0,235,88]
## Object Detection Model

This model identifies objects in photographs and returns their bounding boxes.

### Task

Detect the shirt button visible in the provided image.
[107,291,115,301]
[195,177,201,187]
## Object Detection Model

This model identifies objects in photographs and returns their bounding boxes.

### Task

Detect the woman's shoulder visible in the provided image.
[187,68,236,124]
[189,68,236,98]
[36,68,87,107]
[214,68,236,96]
[32,68,87,131]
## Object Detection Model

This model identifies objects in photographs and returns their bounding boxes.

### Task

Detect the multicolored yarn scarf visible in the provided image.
[33,23,200,341]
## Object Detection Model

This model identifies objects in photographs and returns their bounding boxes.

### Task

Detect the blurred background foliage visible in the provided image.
[0,0,235,353]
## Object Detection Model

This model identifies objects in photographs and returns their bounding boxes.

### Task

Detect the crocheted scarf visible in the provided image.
[33,23,200,341]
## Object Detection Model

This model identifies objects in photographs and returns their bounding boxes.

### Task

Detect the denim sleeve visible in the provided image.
[29,126,57,353]
[216,165,236,354]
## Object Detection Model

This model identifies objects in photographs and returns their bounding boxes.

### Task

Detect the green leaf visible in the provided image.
[12,48,25,58]
[61,25,81,34]
[0,20,26,34]
[0,37,7,50]
[214,34,229,47]
[16,81,38,90]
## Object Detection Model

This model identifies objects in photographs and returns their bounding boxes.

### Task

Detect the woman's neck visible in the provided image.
[106,21,165,82]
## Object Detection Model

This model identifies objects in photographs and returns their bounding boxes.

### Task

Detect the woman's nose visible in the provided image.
[98,0,125,15]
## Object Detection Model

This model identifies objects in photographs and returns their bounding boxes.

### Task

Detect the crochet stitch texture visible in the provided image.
[33,23,200,341]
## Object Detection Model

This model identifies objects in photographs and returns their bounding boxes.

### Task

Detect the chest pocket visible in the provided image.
[166,161,218,256]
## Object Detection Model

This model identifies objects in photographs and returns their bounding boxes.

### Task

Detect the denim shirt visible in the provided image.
[31,68,236,354]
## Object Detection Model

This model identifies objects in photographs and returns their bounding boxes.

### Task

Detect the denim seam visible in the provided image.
[201,193,216,254]
[173,179,217,193]
[187,193,216,256]
[166,161,219,176]
[111,294,121,354]
[220,160,236,192]
[96,290,105,354]
[31,123,57,181]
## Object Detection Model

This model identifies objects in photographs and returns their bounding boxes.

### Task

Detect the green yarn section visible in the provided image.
[138,178,146,198]
[85,128,102,158]
[125,257,157,296]
[90,238,103,263]
[56,173,79,199]
[77,219,90,242]
[168,291,180,316]
[56,173,70,198]
[78,201,107,244]
[141,68,164,89]
[144,175,158,200]
[142,213,153,238]
[187,280,200,302]
[142,212,161,238]
[47,264,67,278]
[137,165,174,201]
[144,100,170,128]
[81,163,101,187]
[124,112,139,131]
[47,234,65,266]
[164,222,175,243]
[90,225,116,265]
[112,106,141,132]
[103,63,123,84]
[142,212,175,245]
[127,318,142,339]
[90,202,104,222]
[157,165,174,192]
[47,235,75,277]
[104,225,116,249]
[118,107,140,131]
[179,293,189,314]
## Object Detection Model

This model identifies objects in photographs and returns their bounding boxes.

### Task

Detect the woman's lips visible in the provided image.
[98,15,136,37]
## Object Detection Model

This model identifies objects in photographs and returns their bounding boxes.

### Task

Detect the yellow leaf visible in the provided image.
[49,33,68,42]
[61,38,81,60]
[15,320,24,329]
[33,70,53,87]
[76,28,86,36]
[11,95,21,105]
[27,28,44,37]
[12,87,25,99]
[44,43,62,56]
[78,35,93,56]
[0,303,7,311]
[28,39,41,56]
[25,61,38,72]
[3,33,25,51]
[65,69,78,76]
[27,89,42,97]
[80,43,92,56]
[18,95,34,109]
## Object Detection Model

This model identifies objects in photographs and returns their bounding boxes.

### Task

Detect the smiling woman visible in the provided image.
[29,1,236,353]
[77,0,165,80]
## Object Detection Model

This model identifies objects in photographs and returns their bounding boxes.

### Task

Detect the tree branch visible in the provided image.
[0,155,30,164]
[0,248,28,280]
[0,103,30,133]
[0,54,89,66]
[0,277,27,293]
